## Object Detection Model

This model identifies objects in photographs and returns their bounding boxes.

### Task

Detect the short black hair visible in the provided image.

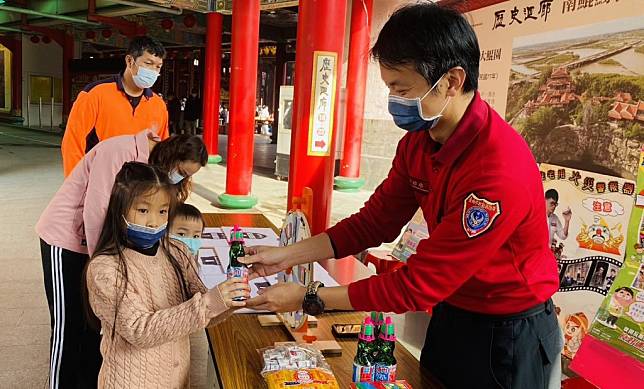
[371,3,479,93]
[127,36,166,59]
[615,286,634,297]
[545,189,559,202]
[173,203,205,229]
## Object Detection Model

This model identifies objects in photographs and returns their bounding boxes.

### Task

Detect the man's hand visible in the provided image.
[562,207,572,223]
[245,283,306,313]
[240,246,294,279]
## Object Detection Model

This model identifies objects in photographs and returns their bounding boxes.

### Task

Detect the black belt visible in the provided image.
[439,299,554,323]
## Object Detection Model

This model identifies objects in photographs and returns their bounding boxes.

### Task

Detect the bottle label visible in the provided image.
[373,363,397,382]
[227,266,249,301]
[227,266,249,281]
[352,363,373,382]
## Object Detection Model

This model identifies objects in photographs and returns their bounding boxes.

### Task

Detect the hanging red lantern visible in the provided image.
[30,35,40,44]
[183,14,197,28]
[101,29,112,39]
[42,36,52,44]
[85,30,96,40]
[160,18,173,32]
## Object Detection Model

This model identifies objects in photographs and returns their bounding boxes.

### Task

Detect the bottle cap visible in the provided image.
[379,317,396,341]
[360,317,376,341]
[231,225,245,243]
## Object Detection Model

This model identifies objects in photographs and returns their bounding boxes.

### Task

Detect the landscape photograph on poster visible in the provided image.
[506,15,644,179]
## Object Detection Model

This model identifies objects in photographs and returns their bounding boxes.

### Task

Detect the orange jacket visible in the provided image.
[61,74,169,176]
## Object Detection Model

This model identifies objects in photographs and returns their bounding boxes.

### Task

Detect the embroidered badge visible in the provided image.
[462,193,501,238]
[409,177,430,194]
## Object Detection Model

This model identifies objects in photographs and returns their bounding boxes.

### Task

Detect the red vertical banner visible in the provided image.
[288,0,348,235]
[203,12,223,162]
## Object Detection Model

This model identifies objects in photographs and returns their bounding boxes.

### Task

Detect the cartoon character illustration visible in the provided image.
[563,312,588,359]
[599,287,635,329]
[576,217,624,255]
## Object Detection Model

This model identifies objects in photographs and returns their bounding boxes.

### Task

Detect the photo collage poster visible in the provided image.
[541,163,635,360]
[589,149,644,362]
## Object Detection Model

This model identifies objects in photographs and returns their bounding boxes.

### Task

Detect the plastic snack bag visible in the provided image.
[260,343,340,389]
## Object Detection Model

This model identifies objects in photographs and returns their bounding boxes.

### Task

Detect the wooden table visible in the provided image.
[203,213,442,388]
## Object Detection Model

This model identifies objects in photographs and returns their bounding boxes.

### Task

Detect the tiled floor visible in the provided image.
[0,125,378,389]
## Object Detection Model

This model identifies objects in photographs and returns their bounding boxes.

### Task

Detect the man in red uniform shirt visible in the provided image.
[244,4,561,388]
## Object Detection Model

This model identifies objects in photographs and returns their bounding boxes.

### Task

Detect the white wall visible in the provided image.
[22,36,63,127]
[364,0,415,121]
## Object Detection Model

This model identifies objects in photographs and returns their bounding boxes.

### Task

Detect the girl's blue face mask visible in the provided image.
[168,170,185,185]
[171,235,202,256]
[124,217,167,249]
[387,74,451,132]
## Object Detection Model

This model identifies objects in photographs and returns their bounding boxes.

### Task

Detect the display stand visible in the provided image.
[256,187,342,355]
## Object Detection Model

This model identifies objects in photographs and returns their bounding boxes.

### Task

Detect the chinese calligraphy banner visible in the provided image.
[587,148,644,362]
[308,51,338,156]
[540,163,635,360]
[467,0,644,180]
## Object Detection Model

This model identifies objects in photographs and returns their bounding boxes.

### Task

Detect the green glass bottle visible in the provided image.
[227,225,248,301]
[374,317,397,382]
[352,317,377,382]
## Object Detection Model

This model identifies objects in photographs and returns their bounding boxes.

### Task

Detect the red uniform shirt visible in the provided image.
[326,92,559,315]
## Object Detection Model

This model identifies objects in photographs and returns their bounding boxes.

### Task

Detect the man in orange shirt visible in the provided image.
[61,36,169,176]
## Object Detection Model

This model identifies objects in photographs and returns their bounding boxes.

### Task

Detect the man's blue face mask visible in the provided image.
[387,74,451,132]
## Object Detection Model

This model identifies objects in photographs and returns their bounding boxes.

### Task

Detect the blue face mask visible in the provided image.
[132,65,159,89]
[124,218,167,249]
[171,234,202,256]
[168,170,185,185]
[387,74,451,132]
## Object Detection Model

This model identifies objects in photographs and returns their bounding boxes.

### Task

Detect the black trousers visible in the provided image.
[40,239,102,389]
[421,299,561,389]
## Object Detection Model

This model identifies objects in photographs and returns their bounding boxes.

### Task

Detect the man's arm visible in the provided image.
[346,172,529,313]
[325,137,419,257]
[61,92,98,177]
[555,216,568,241]
[243,137,418,277]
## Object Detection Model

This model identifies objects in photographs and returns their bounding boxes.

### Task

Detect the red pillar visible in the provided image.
[335,0,372,192]
[203,12,223,163]
[62,33,74,119]
[218,0,260,209]
[288,0,348,235]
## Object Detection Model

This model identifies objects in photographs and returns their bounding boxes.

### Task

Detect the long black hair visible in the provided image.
[82,162,200,338]
[149,134,208,202]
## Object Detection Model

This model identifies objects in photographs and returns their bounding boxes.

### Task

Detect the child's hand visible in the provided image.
[216,278,250,308]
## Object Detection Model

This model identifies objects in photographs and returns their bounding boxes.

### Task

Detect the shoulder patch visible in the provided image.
[462,193,501,238]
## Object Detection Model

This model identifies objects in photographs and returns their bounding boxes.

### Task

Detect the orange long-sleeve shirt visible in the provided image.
[61,74,169,177]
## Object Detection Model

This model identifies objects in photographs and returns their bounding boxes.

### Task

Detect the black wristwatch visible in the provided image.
[302,281,325,316]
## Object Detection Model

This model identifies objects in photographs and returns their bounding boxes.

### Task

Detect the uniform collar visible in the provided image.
[116,73,154,99]
[135,129,160,161]
[431,91,488,166]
